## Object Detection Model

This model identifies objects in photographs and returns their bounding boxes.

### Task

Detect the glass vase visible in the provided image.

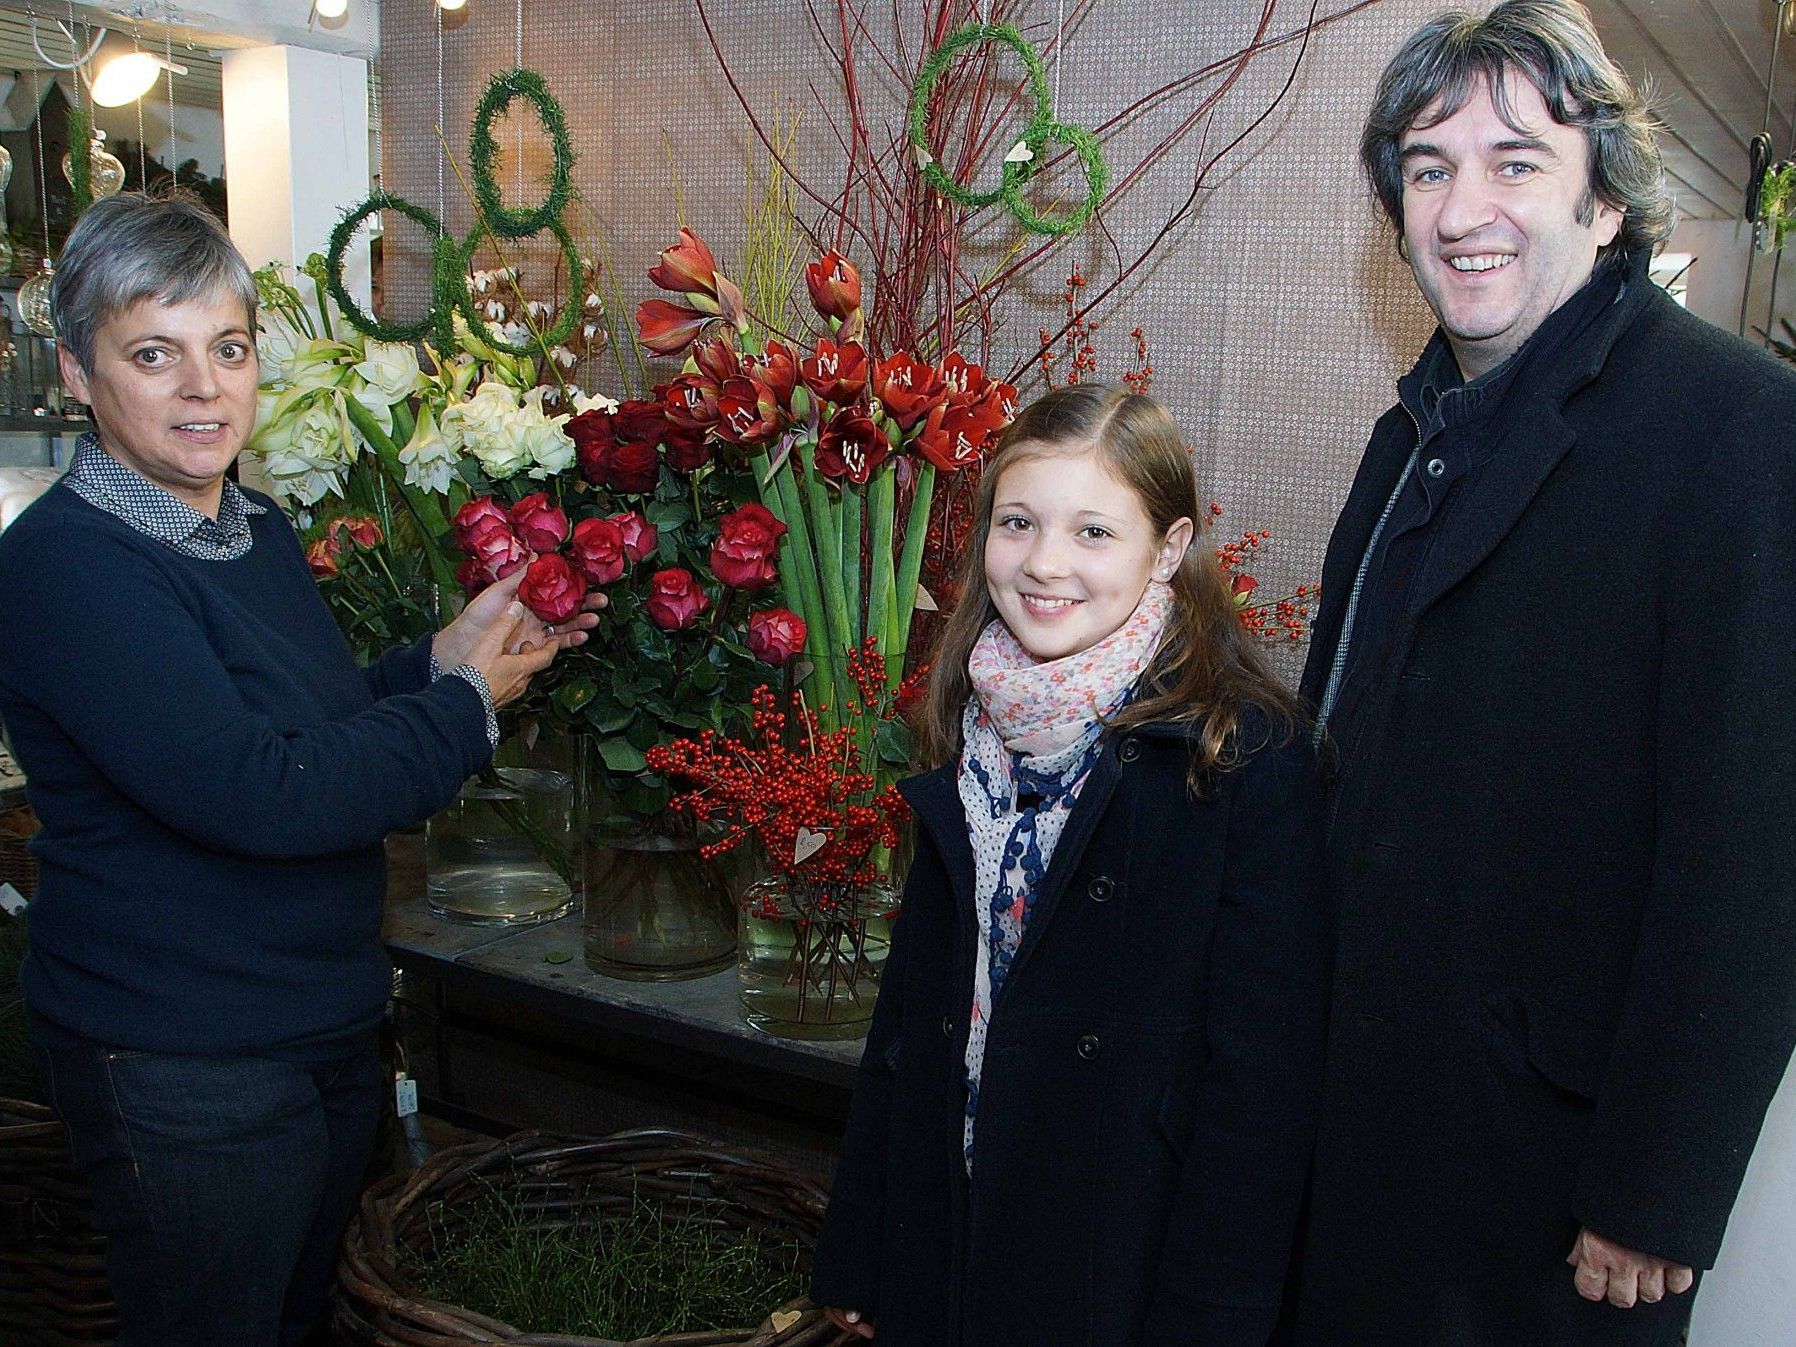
[425,734,578,925]
[737,874,901,1041]
[582,825,738,981]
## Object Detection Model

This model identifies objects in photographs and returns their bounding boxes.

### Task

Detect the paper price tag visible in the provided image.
[394,1075,419,1118]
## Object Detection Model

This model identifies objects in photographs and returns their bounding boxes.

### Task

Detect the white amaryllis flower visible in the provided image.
[248,393,352,505]
[513,385,574,478]
[350,340,425,431]
[444,380,532,479]
[397,403,457,494]
[281,338,351,392]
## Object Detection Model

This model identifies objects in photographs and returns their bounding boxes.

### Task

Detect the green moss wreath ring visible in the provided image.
[454,216,585,356]
[469,68,576,239]
[1001,120,1109,237]
[908,23,1055,210]
[326,192,451,345]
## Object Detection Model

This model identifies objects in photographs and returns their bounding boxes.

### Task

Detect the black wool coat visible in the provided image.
[1289,254,1796,1345]
[811,717,1330,1347]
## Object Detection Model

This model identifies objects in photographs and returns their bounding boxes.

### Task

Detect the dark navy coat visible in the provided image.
[1290,253,1796,1344]
[811,717,1329,1346]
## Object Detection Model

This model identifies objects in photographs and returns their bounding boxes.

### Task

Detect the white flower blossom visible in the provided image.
[443,380,532,479]
[397,403,457,494]
[350,339,424,431]
[514,385,575,478]
[249,393,352,505]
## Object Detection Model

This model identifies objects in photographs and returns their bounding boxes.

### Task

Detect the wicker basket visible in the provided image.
[0,808,39,900]
[336,1127,851,1346]
[0,1098,114,1346]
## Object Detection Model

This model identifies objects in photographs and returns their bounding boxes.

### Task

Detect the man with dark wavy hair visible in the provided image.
[1288,1,1796,1341]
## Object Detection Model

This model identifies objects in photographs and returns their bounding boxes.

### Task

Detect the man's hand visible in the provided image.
[1567,1227,1695,1308]
[823,1307,875,1339]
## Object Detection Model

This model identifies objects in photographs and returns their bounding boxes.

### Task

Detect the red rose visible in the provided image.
[615,398,671,448]
[452,496,511,545]
[569,517,627,586]
[663,424,714,473]
[568,409,615,486]
[645,567,710,630]
[461,516,530,587]
[328,514,383,550]
[1231,573,1258,600]
[453,557,489,593]
[710,501,789,591]
[305,536,340,579]
[814,408,890,484]
[800,338,868,405]
[507,492,570,552]
[607,440,660,494]
[715,375,782,447]
[606,511,658,563]
[518,553,587,625]
[746,607,807,665]
[872,351,949,432]
[806,250,862,323]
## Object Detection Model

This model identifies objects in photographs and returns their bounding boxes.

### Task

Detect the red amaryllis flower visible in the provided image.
[606,511,658,564]
[607,440,660,494]
[814,408,890,484]
[693,337,741,385]
[914,397,1007,475]
[663,373,721,431]
[942,352,1019,425]
[799,339,868,405]
[715,375,782,447]
[646,226,721,296]
[663,425,714,473]
[507,492,570,552]
[745,607,807,665]
[452,496,511,545]
[872,351,949,432]
[645,567,710,630]
[305,536,340,579]
[636,298,715,357]
[710,502,788,591]
[461,516,530,586]
[742,341,799,408]
[519,553,587,624]
[806,250,861,322]
[568,517,627,586]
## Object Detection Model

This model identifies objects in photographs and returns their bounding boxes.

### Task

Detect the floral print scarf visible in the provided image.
[956,580,1172,1171]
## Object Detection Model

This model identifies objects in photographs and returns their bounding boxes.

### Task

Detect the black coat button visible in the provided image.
[1087,876,1114,902]
[941,1015,954,1039]
[1426,457,1447,478]
[1118,740,1141,763]
[1076,1033,1100,1061]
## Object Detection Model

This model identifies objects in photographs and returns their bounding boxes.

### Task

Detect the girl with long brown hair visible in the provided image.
[812,384,1330,1346]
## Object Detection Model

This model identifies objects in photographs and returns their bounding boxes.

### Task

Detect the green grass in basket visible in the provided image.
[400,1181,808,1339]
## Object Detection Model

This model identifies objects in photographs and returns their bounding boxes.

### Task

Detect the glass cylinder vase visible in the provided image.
[737,874,900,1040]
[426,734,578,925]
[582,825,738,981]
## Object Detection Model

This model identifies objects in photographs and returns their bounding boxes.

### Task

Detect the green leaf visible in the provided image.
[596,737,647,772]
[544,950,573,965]
[875,717,917,767]
[582,703,634,734]
[645,499,693,530]
[552,677,598,714]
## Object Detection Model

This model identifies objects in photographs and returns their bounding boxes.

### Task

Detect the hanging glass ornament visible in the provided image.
[0,143,13,195]
[20,260,55,338]
[62,131,126,199]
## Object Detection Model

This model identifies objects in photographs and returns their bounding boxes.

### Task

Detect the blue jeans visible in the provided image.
[28,1011,383,1347]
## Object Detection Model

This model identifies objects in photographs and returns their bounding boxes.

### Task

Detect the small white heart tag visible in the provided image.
[794,827,829,865]
[1004,140,1034,164]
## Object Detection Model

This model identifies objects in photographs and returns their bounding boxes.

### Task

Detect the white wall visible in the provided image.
[1668,217,1796,349]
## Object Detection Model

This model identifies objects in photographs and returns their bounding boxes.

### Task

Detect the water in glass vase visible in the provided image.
[426,766,576,925]
[737,876,900,1040]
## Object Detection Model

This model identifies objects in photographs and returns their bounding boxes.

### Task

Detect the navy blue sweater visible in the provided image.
[0,482,492,1057]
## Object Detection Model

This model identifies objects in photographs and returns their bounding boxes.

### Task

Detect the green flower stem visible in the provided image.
[479,774,576,889]
[841,479,863,643]
[389,400,417,450]
[891,463,937,686]
[867,466,897,689]
[753,449,836,721]
[310,273,336,342]
[342,397,456,592]
[799,444,854,725]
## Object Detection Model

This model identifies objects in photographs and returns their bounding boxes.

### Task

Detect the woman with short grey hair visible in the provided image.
[0,190,596,1347]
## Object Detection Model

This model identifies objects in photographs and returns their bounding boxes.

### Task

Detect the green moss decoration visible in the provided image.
[67,104,93,217]
[906,22,1107,236]
[469,68,576,239]
[325,68,586,359]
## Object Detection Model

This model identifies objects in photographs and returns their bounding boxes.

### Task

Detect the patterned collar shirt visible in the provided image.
[61,431,264,561]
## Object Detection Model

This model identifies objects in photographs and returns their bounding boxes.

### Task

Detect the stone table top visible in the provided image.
[382,834,866,1091]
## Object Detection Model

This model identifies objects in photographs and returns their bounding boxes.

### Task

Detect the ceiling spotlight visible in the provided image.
[89,51,188,107]
[314,0,349,18]
[438,0,468,9]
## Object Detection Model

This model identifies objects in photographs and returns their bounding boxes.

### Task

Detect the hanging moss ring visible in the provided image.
[1000,120,1109,237]
[469,67,577,239]
[326,192,455,346]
